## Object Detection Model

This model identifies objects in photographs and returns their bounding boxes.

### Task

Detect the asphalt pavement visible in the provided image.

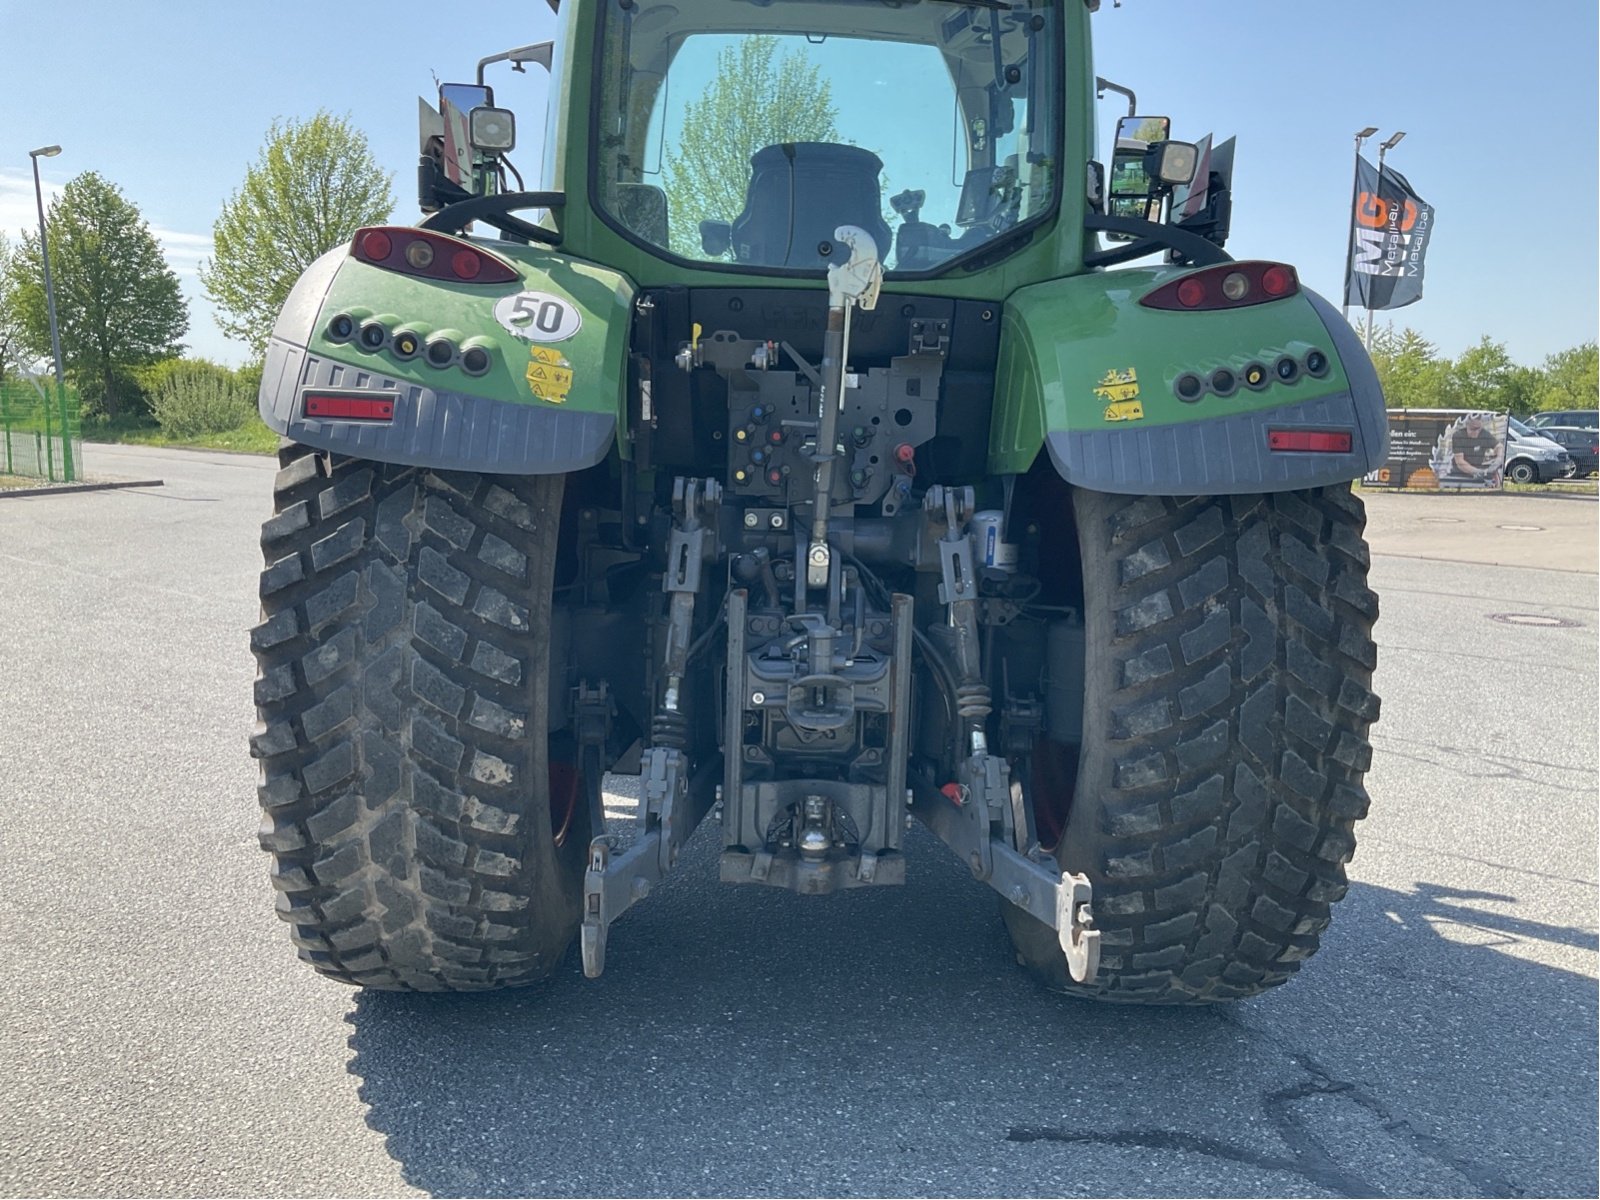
[1,445,1595,1198]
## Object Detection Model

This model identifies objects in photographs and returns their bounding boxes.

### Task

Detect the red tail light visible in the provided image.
[350,226,520,286]
[1268,429,1352,454]
[1141,262,1301,312]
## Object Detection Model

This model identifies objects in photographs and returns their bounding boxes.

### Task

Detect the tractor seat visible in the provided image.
[729,143,893,270]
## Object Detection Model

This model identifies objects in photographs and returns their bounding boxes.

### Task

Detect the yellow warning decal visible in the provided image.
[1095,368,1143,422]
[527,344,573,405]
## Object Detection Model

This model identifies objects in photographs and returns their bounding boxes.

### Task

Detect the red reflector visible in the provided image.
[359,230,393,262]
[1177,278,1207,308]
[303,394,396,421]
[451,249,482,280]
[1269,429,1353,453]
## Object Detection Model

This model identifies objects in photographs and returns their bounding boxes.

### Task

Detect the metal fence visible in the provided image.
[0,379,81,483]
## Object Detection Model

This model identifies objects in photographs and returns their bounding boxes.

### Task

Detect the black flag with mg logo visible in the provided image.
[1345,155,1435,311]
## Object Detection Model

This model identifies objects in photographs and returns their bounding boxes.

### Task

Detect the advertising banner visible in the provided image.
[1363,410,1508,491]
[1345,156,1436,311]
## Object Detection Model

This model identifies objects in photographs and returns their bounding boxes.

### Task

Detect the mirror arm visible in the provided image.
[420,191,566,246]
[1084,214,1232,268]
[477,41,555,86]
[1095,77,1137,117]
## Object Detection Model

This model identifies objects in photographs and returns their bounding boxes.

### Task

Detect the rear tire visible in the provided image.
[249,445,584,990]
[1006,486,1380,1003]
[1506,459,1537,484]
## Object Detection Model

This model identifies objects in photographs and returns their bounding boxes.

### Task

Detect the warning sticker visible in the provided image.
[527,344,573,405]
[1095,368,1144,422]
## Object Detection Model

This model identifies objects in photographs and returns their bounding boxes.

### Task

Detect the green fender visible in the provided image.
[259,237,635,473]
[988,266,1388,494]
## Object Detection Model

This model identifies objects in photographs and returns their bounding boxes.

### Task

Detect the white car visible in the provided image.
[1506,416,1576,483]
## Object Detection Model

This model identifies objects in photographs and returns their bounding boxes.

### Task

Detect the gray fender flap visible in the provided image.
[259,337,616,475]
[1045,290,1388,497]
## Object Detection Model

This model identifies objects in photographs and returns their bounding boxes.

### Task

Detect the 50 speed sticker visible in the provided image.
[494,290,583,343]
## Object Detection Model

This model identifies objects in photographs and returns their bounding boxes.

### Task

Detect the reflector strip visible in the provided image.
[1268,429,1352,453]
[303,393,397,421]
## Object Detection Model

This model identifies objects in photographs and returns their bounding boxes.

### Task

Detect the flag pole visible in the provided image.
[1343,127,1378,326]
[1367,131,1408,351]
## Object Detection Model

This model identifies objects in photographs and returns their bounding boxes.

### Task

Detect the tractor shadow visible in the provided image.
[345,826,1597,1198]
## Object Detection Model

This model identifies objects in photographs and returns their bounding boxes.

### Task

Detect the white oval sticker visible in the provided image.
[494,290,583,343]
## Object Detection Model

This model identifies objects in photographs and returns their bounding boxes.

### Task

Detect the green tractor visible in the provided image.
[250,0,1384,1003]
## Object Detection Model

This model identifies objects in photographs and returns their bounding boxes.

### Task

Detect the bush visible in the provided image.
[148,359,256,438]
[78,366,150,421]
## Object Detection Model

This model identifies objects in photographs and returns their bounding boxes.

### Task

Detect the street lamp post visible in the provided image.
[1366,131,1408,350]
[28,145,65,388]
[1341,127,1379,327]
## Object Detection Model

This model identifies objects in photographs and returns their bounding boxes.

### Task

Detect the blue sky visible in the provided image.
[3,0,1594,368]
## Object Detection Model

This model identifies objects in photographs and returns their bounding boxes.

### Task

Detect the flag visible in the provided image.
[1345,155,1435,310]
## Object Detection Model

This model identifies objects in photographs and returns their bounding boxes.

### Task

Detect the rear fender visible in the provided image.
[259,238,635,474]
[989,267,1387,493]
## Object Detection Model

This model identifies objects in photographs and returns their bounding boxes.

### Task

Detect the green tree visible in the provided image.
[10,173,188,417]
[661,37,838,258]
[1449,336,1519,412]
[202,111,394,357]
[1369,325,1452,409]
[1535,342,1598,414]
[0,234,31,385]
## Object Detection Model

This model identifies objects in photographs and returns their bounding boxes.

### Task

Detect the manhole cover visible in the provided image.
[1497,523,1545,532]
[1419,516,1464,524]
[1488,613,1581,629]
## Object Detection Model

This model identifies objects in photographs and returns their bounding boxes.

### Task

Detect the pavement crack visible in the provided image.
[1004,1124,1378,1197]
[1268,1051,1525,1199]
[1016,1007,1531,1200]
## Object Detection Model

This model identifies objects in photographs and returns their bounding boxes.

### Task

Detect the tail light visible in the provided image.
[350,226,520,285]
[1141,262,1301,312]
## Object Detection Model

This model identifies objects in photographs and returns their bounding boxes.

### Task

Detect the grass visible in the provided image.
[1504,476,1598,496]
[82,414,279,456]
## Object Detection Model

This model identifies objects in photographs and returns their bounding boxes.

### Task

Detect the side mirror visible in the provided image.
[700,221,732,258]
[1108,115,1171,229]
[440,82,493,119]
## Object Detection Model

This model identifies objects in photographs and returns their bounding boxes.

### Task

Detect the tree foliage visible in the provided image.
[661,37,838,258]
[0,234,32,385]
[9,173,188,417]
[1538,342,1599,413]
[202,110,394,357]
[1369,325,1598,417]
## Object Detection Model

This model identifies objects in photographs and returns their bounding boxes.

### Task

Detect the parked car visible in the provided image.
[1535,426,1600,477]
[1506,417,1576,483]
[1526,409,1599,432]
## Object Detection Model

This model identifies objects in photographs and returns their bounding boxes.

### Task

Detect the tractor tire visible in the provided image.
[1007,486,1380,1003]
[249,444,585,991]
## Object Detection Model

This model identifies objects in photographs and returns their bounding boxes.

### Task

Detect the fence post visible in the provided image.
[43,388,56,482]
[2,387,12,476]
[56,381,76,483]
